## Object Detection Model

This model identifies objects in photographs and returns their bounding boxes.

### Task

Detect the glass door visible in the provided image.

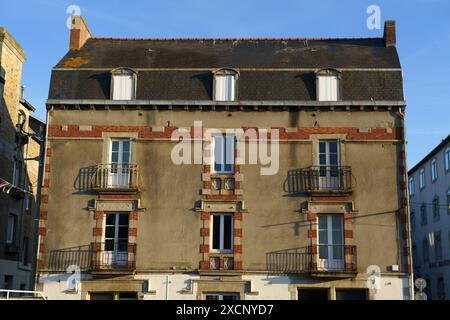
[317,215,344,270]
[318,140,340,189]
[104,213,129,268]
[109,139,131,188]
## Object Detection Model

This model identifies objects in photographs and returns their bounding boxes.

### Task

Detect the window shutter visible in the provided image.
[318,75,339,101]
[113,75,134,100]
[215,75,235,101]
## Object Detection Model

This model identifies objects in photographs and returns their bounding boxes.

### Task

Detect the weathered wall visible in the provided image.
[42,107,404,274]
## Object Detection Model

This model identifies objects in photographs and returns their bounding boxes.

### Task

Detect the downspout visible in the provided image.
[398,107,414,300]
[29,110,47,291]
[165,275,170,300]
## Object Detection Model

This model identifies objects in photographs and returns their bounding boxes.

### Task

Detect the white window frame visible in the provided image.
[409,177,415,196]
[445,147,450,172]
[6,213,16,244]
[108,138,132,188]
[419,169,425,189]
[210,213,234,253]
[316,69,341,102]
[317,214,344,271]
[431,158,438,182]
[213,69,237,102]
[110,68,137,101]
[211,134,235,174]
[102,212,130,267]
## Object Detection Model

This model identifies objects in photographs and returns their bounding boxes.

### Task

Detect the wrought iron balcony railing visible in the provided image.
[286,166,352,194]
[44,242,136,272]
[267,245,357,276]
[91,163,139,192]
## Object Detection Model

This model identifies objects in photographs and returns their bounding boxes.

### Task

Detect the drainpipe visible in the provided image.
[29,111,47,291]
[398,108,414,300]
[165,275,170,300]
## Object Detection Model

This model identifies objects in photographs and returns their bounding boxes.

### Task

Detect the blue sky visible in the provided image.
[1,0,449,168]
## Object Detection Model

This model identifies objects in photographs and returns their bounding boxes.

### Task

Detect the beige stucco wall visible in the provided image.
[42,107,404,277]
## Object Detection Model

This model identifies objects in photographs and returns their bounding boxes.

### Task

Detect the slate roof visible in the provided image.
[54,37,400,69]
[49,35,404,101]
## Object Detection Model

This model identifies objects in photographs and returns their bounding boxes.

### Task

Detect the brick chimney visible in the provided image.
[383,20,396,47]
[69,15,91,50]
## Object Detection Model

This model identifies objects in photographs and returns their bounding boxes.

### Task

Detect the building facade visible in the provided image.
[36,16,412,300]
[409,135,450,300]
[0,27,45,292]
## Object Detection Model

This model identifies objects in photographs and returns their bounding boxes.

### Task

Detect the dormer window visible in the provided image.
[213,68,238,102]
[111,68,137,100]
[316,69,341,102]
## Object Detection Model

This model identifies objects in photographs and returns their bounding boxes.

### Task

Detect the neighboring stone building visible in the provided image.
[409,135,450,300]
[0,27,45,292]
[37,16,412,300]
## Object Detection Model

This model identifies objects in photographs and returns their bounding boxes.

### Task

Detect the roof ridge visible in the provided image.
[90,37,383,41]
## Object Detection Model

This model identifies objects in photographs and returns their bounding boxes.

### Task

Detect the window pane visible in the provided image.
[122,141,130,152]
[318,230,328,244]
[118,226,129,239]
[329,142,337,154]
[333,245,343,259]
[119,214,129,226]
[319,245,329,259]
[331,216,342,230]
[105,226,115,239]
[319,154,326,167]
[329,154,338,166]
[318,216,327,229]
[104,240,115,251]
[224,136,234,173]
[214,136,224,172]
[319,142,326,154]
[223,215,232,250]
[106,214,115,225]
[111,152,119,163]
[112,141,119,152]
[212,215,221,250]
[117,240,128,251]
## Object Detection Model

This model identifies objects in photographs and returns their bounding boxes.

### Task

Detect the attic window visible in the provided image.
[213,69,238,102]
[111,68,137,100]
[316,69,341,102]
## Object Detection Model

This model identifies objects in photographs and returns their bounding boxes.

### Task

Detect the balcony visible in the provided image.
[91,163,139,193]
[267,245,357,277]
[44,242,136,273]
[286,166,352,195]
